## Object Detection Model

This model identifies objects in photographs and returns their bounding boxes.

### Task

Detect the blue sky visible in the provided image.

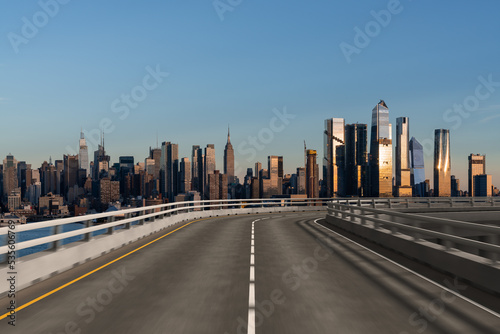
[1,0,500,189]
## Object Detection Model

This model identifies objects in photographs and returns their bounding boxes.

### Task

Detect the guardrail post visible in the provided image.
[52,225,63,250]
[491,197,495,207]
[360,208,366,225]
[487,234,499,264]
[138,210,145,225]
[107,216,116,235]
[372,199,376,208]
[443,225,454,250]
[406,198,410,208]
[449,198,453,208]
[388,199,392,209]
[427,198,431,208]
[84,220,93,241]
[350,207,355,222]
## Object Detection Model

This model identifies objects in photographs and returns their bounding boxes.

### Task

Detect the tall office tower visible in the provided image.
[79,130,89,176]
[224,128,235,185]
[468,154,486,197]
[180,157,192,193]
[255,162,262,179]
[267,156,282,197]
[149,147,162,180]
[345,124,368,197]
[324,118,345,197]
[161,142,179,202]
[2,154,18,199]
[119,156,135,175]
[93,135,110,180]
[306,150,319,198]
[204,144,216,198]
[474,174,493,196]
[395,117,412,197]
[191,145,203,193]
[17,161,30,200]
[207,170,227,200]
[145,158,155,176]
[296,167,306,194]
[278,156,284,178]
[55,160,64,195]
[63,155,79,201]
[434,129,451,197]
[451,175,460,197]
[369,100,393,197]
[409,137,425,196]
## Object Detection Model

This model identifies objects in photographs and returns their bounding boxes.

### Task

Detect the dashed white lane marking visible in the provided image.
[248,219,259,334]
[313,218,500,319]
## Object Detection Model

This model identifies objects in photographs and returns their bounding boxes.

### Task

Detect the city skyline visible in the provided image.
[1,1,500,188]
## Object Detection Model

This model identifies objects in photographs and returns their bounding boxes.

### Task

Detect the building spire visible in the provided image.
[227,125,231,144]
[80,127,84,139]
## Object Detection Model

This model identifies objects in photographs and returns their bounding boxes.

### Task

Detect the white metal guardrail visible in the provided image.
[327,199,500,262]
[0,198,329,261]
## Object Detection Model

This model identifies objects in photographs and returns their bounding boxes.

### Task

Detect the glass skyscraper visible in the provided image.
[345,123,368,196]
[323,118,345,197]
[409,137,425,196]
[434,129,451,197]
[468,154,486,197]
[369,100,393,197]
[396,117,412,197]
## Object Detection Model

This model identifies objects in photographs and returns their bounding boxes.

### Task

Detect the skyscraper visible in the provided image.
[474,174,492,197]
[63,154,79,202]
[396,117,412,197]
[468,154,486,197]
[2,154,18,199]
[306,150,319,199]
[93,135,110,180]
[369,100,393,197]
[434,129,451,197]
[324,118,345,197]
[267,156,282,196]
[345,123,368,196]
[409,137,425,196]
[79,130,89,176]
[149,147,162,181]
[224,128,235,185]
[191,145,203,193]
[204,144,215,199]
[180,157,192,194]
[161,142,179,202]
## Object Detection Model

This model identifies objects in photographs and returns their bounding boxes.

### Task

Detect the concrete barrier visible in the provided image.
[325,214,500,295]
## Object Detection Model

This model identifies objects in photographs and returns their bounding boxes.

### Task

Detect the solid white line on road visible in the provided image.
[313,218,500,319]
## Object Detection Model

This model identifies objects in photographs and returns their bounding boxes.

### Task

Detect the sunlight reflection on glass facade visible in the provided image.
[434,129,451,197]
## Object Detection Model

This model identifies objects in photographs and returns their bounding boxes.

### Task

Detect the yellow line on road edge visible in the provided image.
[0,218,208,321]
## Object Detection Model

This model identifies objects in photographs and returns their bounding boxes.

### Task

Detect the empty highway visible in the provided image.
[1,212,500,333]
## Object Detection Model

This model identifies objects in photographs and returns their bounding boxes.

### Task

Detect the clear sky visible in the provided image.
[1,0,499,190]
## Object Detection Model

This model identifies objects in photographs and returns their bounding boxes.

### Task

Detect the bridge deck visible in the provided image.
[1,212,499,333]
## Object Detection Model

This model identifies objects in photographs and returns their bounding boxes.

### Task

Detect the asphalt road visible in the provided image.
[1,212,500,334]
